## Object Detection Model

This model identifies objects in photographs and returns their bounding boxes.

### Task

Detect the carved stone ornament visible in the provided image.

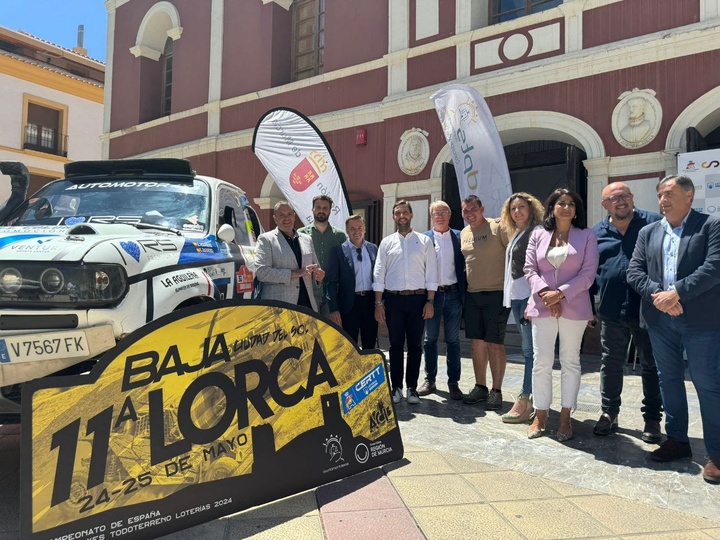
[398,128,430,176]
[612,88,662,150]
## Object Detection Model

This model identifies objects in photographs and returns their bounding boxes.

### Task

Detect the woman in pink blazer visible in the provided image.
[524,189,599,442]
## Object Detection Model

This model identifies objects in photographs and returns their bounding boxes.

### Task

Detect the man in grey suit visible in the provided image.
[627,175,720,484]
[256,201,325,310]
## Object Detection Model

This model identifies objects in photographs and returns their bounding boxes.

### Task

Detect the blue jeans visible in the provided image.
[422,288,462,385]
[511,298,534,396]
[647,313,720,460]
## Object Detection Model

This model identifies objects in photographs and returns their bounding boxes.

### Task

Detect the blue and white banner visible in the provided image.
[252,108,352,230]
[677,149,720,216]
[431,84,512,219]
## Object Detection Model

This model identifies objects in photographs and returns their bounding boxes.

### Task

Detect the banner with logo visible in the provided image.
[431,84,512,219]
[252,108,352,230]
[677,149,720,215]
[21,301,402,540]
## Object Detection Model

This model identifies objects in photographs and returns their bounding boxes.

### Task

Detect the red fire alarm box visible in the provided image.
[356,128,367,146]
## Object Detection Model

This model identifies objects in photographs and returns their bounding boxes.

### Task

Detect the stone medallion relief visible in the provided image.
[612,88,662,150]
[398,128,430,176]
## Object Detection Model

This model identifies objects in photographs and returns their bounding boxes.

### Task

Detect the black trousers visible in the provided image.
[600,316,662,421]
[341,294,378,350]
[384,292,426,391]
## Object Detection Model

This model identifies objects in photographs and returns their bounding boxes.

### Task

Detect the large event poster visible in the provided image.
[677,149,720,215]
[21,301,403,540]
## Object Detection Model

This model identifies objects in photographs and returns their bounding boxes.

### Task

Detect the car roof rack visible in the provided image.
[64,158,196,179]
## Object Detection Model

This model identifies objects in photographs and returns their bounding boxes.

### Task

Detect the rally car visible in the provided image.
[0,159,262,420]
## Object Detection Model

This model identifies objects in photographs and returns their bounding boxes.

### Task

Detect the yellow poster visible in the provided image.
[22,301,403,540]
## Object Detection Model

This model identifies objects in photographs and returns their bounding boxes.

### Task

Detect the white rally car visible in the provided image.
[0,159,262,419]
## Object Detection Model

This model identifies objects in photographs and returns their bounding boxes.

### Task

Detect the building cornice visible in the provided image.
[0,55,104,103]
[104,0,131,14]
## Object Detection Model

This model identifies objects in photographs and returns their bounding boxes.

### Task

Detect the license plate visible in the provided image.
[0,332,88,363]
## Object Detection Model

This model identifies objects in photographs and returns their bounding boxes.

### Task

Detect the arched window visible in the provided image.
[161,38,173,117]
[129,1,182,122]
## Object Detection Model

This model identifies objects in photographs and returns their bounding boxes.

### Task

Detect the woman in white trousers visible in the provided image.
[524,189,599,442]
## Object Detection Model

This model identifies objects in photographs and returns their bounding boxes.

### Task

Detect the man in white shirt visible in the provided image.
[418,200,466,401]
[374,200,438,405]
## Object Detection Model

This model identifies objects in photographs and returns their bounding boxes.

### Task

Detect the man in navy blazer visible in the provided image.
[326,214,378,349]
[418,201,467,401]
[627,175,720,484]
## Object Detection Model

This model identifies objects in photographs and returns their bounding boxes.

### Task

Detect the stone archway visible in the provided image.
[130,1,183,60]
[666,85,720,152]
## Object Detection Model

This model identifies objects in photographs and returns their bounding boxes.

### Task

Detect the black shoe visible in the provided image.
[448,383,463,401]
[641,420,662,444]
[593,413,618,436]
[485,389,503,411]
[463,384,489,404]
[650,439,692,462]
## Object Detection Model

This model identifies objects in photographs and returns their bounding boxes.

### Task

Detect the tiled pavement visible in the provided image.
[2,347,719,539]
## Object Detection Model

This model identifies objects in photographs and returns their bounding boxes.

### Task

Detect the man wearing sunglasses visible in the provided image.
[592,182,663,443]
[326,215,378,350]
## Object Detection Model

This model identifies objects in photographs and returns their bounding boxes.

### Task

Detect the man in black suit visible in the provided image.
[326,214,378,349]
[418,200,466,400]
[627,175,720,484]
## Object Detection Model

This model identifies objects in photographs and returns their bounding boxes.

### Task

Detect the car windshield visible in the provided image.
[3,177,210,234]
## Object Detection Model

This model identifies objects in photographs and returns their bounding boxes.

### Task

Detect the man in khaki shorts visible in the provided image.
[460,195,510,411]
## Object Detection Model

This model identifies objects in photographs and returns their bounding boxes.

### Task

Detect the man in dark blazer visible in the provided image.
[326,214,378,349]
[418,200,467,401]
[627,175,720,484]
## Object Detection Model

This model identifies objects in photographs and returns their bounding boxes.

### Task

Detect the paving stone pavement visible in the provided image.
[2,346,719,539]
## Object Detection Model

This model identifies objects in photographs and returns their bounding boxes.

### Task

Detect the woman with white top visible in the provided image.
[499,193,545,424]
[524,189,599,442]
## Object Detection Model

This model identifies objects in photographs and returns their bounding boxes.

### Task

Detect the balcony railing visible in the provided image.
[23,123,68,157]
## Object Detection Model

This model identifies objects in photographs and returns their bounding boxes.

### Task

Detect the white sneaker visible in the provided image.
[392,387,402,404]
[406,388,420,405]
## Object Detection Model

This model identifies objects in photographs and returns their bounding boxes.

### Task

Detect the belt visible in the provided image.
[436,283,458,292]
[355,290,373,296]
[386,289,426,295]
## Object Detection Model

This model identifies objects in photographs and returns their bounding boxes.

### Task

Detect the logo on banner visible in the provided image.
[439,99,479,134]
[702,161,720,169]
[323,434,344,464]
[235,265,254,294]
[290,150,328,192]
[683,161,698,173]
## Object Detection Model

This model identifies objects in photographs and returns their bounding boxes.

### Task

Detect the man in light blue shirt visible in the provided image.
[627,175,720,484]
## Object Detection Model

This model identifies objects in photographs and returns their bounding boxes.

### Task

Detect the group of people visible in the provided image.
[253,177,720,485]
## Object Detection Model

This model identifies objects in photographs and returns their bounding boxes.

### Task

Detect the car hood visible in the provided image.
[0,224,182,263]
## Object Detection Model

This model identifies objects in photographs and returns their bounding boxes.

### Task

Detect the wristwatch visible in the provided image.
[426,299,434,305]
[375,300,384,306]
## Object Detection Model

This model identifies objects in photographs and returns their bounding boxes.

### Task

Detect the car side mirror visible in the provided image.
[217,223,235,243]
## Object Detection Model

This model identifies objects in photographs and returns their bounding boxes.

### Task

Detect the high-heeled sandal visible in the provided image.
[527,420,546,439]
[556,426,573,442]
[502,394,533,424]
[528,409,548,439]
